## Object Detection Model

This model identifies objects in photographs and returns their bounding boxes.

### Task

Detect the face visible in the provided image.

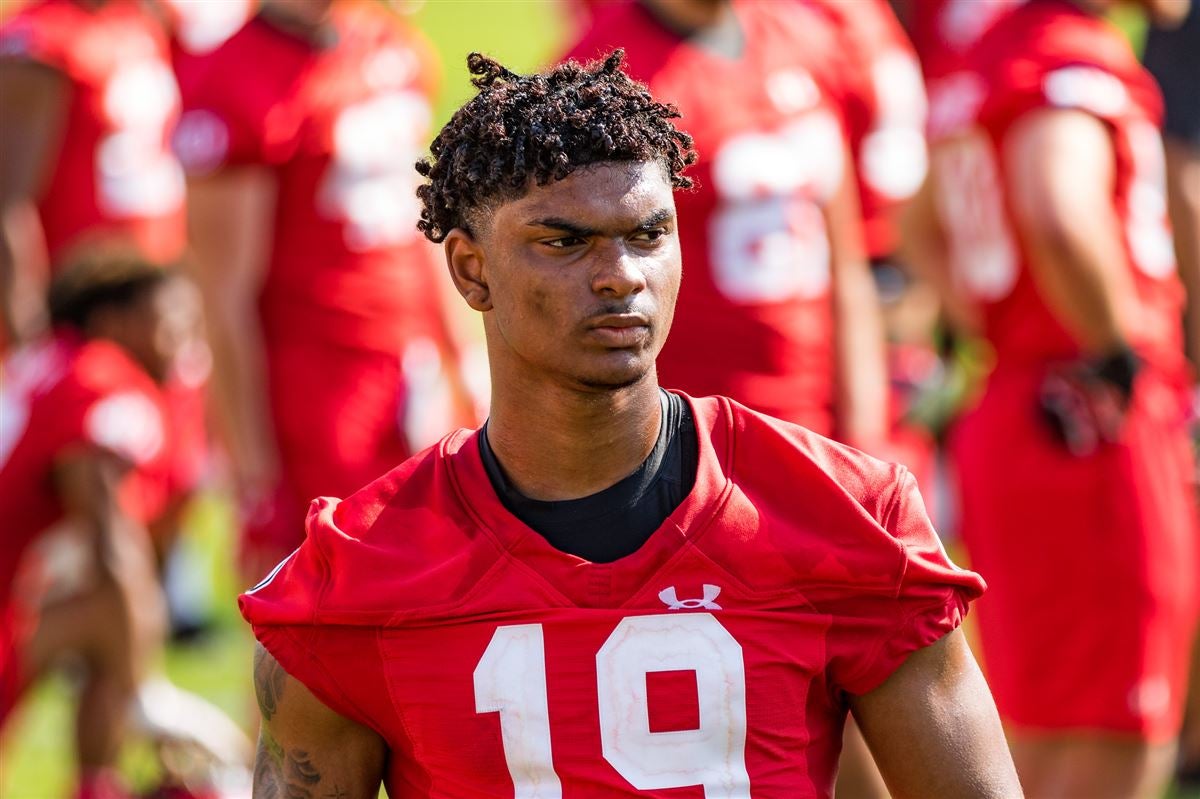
[118,277,204,383]
[446,161,681,392]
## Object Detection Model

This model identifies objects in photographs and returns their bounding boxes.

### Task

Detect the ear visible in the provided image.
[444,228,492,312]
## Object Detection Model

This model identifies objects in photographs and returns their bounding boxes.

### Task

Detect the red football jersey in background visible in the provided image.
[0,0,185,266]
[908,0,1025,83]
[0,331,168,721]
[931,0,1196,740]
[241,395,983,798]
[174,4,463,557]
[173,3,443,356]
[566,1,852,434]
[807,0,927,258]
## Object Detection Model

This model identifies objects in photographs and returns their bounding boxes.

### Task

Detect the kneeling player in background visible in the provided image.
[0,254,243,799]
[239,51,1022,799]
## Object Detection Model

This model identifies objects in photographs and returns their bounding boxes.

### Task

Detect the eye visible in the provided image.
[541,235,586,249]
[631,227,668,243]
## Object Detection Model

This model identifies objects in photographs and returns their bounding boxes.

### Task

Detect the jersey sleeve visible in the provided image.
[0,4,75,75]
[239,496,394,737]
[827,467,985,696]
[173,48,273,175]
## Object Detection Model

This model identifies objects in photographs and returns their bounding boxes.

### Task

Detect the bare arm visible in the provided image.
[827,153,889,448]
[252,643,386,799]
[51,450,165,669]
[851,628,1022,798]
[1002,109,1135,354]
[899,172,982,336]
[186,169,278,503]
[0,59,68,343]
[1164,137,1200,371]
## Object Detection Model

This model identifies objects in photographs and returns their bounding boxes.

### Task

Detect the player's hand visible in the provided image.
[1038,345,1142,457]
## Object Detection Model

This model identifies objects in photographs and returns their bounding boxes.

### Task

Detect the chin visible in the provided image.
[573,360,655,392]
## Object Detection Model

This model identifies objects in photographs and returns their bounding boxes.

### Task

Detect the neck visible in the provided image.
[485,369,663,502]
[638,0,732,34]
[260,1,333,42]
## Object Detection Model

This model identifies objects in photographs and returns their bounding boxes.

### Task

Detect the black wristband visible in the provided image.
[1089,344,1142,402]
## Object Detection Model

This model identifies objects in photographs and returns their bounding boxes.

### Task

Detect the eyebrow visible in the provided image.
[526,208,674,237]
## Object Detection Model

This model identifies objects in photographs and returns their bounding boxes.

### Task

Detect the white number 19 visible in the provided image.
[473,614,751,798]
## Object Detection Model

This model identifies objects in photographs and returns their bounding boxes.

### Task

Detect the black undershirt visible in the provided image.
[478,391,699,563]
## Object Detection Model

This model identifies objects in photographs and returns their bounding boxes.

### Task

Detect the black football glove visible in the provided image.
[1038,345,1142,457]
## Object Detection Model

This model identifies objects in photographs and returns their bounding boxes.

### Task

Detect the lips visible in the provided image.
[585,313,651,347]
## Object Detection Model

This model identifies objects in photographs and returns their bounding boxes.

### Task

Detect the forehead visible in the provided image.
[499,161,675,227]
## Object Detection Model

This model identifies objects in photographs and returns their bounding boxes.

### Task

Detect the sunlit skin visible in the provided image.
[444,160,682,500]
[90,277,200,384]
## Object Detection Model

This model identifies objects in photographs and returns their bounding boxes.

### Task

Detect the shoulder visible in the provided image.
[562,1,671,77]
[66,339,165,467]
[239,428,499,627]
[0,0,81,71]
[976,4,1150,128]
[695,395,962,597]
[716,395,905,517]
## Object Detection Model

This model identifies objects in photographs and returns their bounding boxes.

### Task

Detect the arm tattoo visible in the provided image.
[254,645,287,721]
[254,734,282,799]
[254,733,326,799]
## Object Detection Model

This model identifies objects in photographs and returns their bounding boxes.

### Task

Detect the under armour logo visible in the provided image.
[658,584,722,611]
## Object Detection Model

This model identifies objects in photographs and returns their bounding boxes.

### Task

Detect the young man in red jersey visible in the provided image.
[239,52,1021,799]
[905,0,1196,795]
[0,0,186,345]
[0,254,187,798]
[174,0,477,586]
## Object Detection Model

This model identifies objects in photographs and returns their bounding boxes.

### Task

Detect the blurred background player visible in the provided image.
[173,0,478,584]
[0,0,213,646]
[0,254,205,799]
[905,0,1197,795]
[1143,0,1200,785]
[0,0,186,347]
[564,0,888,454]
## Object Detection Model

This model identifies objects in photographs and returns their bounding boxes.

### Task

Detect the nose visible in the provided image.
[590,241,648,299]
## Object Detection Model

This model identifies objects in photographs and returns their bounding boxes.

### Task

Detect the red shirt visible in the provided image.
[927,0,1185,377]
[808,0,928,258]
[240,394,983,798]
[908,0,1025,82]
[173,4,445,354]
[566,1,853,434]
[0,0,185,266]
[0,332,167,596]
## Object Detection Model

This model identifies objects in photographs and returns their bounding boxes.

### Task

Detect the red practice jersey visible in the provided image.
[807,0,927,258]
[0,332,167,602]
[566,1,855,434]
[928,0,1185,377]
[908,0,1025,83]
[172,3,446,355]
[0,0,186,266]
[240,394,983,798]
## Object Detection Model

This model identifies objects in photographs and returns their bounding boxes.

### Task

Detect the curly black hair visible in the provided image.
[415,49,697,243]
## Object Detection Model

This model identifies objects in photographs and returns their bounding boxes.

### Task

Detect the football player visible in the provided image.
[238,51,1021,799]
[173,0,477,585]
[905,0,1197,795]
[0,254,183,798]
